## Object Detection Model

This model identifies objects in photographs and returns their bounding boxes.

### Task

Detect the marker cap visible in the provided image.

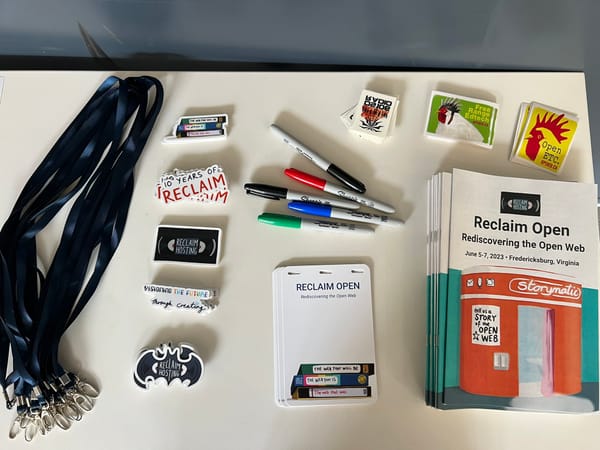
[327,164,366,193]
[258,213,302,229]
[244,183,287,200]
[284,168,326,190]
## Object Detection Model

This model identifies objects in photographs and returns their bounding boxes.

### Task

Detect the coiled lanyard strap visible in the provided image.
[0,75,163,401]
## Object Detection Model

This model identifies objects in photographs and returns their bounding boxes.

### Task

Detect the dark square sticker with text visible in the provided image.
[154,226,221,264]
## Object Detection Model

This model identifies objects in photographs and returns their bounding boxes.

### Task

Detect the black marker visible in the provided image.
[244,183,359,209]
[270,124,367,193]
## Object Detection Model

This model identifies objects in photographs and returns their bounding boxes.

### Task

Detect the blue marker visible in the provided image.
[287,201,403,227]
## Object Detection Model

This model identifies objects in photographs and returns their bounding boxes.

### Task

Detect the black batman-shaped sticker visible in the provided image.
[134,343,204,389]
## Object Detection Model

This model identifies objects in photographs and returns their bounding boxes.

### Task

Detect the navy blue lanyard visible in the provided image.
[0,76,163,413]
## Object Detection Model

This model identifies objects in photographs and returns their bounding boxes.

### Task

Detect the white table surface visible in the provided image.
[0,71,596,450]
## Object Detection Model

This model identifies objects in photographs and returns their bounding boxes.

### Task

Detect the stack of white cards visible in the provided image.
[273,264,377,407]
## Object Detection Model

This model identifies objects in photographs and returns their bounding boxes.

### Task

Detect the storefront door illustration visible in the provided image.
[518,306,554,397]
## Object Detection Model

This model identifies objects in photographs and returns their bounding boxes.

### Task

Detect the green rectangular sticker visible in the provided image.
[425,90,499,148]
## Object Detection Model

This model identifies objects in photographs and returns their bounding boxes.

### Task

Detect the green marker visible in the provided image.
[257,213,373,234]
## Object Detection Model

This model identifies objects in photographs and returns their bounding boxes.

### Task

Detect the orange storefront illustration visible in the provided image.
[460,266,582,397]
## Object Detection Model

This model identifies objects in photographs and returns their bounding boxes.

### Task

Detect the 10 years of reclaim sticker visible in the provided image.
[155,164,229,204]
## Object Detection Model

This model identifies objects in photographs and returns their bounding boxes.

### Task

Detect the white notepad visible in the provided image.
[273,264,377,407]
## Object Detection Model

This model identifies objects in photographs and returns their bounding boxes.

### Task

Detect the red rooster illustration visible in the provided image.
[525,112,570,161]
[438,99,460,125]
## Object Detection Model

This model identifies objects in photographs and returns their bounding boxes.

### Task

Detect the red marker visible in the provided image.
[284,168,395,214]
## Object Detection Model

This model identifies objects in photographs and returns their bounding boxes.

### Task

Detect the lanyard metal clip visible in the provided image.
[3,389,14,409]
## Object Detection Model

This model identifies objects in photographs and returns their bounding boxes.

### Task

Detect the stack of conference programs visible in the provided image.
[427,168,599,413]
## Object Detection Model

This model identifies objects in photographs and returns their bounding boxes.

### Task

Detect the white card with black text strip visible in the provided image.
[273,264,377,407]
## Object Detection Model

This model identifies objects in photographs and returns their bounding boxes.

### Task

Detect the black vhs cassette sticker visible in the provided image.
[500,191,541,216]
[154,225,221,265]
